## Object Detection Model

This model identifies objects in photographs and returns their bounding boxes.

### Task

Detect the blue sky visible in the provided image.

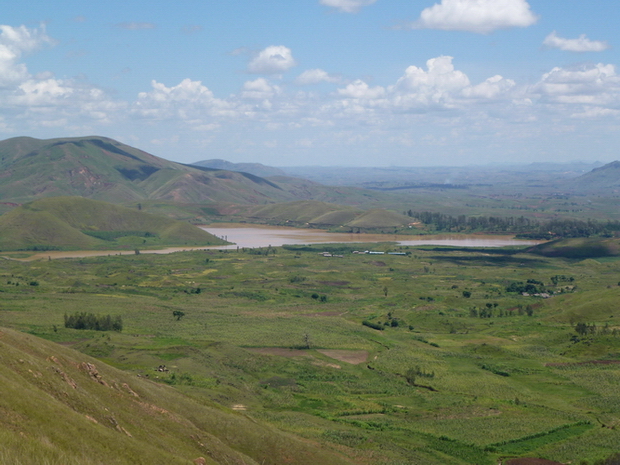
[2,0,620,166]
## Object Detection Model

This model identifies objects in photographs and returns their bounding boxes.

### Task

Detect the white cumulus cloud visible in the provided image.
[295,69,340,85]
[241,78,280,99]
[413,0,538,34]
[0,24,52,87]
[533,63,620,106]
[337,80,386,99]
[248,45,296,75]
[462,75,516,99]
[332,56,519,116]
[543,31,610,52]
[319,0,377,13]
[134,79,233,119]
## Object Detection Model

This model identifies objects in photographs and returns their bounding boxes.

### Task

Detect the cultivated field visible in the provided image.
[1,242,619,464]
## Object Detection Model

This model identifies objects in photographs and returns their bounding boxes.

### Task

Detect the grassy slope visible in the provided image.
[567,161,620,192]
[0,197,226,251]
[346,209,411,228]
[1,246,620,463]
[529,237,620,258]
[0,327,353,465]
[244,200,410,229]
[0,136,406,209]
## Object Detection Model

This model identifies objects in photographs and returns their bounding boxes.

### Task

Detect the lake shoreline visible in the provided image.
[1,223,543,261]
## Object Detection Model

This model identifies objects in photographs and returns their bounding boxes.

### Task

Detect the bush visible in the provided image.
[64,312,122,331]
[362,320,384,330]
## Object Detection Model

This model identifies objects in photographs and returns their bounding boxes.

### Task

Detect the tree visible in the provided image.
[462,290,471,298]
[172,310,185,321]
[405,367,417,386]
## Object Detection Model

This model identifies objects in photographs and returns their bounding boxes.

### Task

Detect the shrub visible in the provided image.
[64,312,122,331]
[362,320,384,330]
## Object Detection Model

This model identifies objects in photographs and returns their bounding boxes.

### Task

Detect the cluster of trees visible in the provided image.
[506,279,547,295]
[523,219,620,239]
[408,211,536,233]
[407,211,620,238]
[64,312,123,331]
[574,322,620,337]
[469,304,534,318]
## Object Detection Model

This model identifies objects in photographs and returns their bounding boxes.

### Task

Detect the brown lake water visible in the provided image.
[202,224,542,248]
[4,224,542,261]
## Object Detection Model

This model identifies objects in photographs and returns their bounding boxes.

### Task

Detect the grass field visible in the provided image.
[1,242,619,464]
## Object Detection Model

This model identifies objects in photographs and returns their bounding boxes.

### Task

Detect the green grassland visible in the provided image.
[0,196,227,251]
[1,242,620,464]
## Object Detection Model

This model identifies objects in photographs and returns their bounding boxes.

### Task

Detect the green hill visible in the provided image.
[0,326,352,465]
[345,209,411,229]
[0,136,295,205]
[0,197,226,251]
[244,200,411,230]
[0,136,397,210]
[528,237,620,258]
[247,200,360,224]
[565,160,620,193]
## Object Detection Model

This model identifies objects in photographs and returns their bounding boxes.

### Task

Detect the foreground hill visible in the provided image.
[0,326,352,465]
[0,136,396,209]
[0,197,226,251]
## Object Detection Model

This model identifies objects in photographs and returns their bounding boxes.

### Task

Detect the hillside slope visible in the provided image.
[0,136,396,208]
[244,200,411,230]
[0,197,226,251]
[192,159,287,177]
[0,327,352,465]
[0,136,293,205]
[565,160,620,193]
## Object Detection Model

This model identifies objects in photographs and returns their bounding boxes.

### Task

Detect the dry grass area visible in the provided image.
[317,349,368,365]
[247,348,311,357]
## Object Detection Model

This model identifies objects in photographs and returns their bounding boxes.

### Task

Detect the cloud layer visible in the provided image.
[319,0,377,13]
[1,22,619,165]
[413,0,538,34]
[248,46,296,74]
[543,31,610,52]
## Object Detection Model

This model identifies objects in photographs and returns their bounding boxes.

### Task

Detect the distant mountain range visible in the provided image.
[567,160,620,193]
[192,158,287,177]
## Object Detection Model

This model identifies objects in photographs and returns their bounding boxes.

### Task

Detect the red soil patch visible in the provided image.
[317,349,368,365]
[505,459,565,465]
[247,348,311,358]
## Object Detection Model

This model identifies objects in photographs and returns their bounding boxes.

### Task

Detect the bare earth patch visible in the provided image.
[313,360,341,369]
[247,348,311,358]
[317,349,369,365]
[505,459,565,465]
[546,359,620,367]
